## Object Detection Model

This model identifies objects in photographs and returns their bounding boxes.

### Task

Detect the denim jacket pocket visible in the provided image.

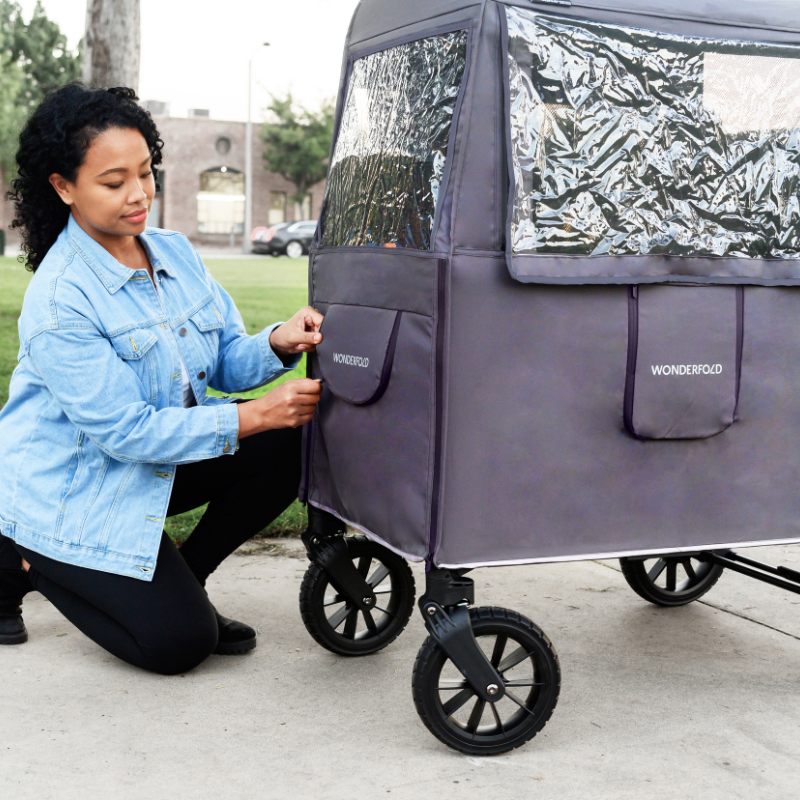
[189,300,225,333]
[187,301,224,386]
[110,328,158,360]
[110,328,160,402]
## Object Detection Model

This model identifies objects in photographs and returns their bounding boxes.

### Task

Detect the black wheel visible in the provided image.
[299,535,415,656]
[619,555,724,607]
[412,607,560,755]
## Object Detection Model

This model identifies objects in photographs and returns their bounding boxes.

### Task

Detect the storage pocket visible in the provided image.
[624,285,744,440]
[315,304,402,405]
[304,251,443,561]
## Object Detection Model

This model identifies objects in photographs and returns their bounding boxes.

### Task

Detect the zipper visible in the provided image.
[733,286,745,422]
[427,258,448,567]
[623,285,639,437]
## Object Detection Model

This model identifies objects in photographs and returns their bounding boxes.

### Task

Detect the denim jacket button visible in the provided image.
[198,371,206,379]
[179,327,187,336]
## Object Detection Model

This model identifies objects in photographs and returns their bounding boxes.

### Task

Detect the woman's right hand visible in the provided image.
[237,379,323,439]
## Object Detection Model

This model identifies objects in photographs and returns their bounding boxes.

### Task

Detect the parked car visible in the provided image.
[251,220,318,258]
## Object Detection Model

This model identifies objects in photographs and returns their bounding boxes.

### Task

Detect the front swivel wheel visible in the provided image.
[299,535,415,656]
[412,607,560,755]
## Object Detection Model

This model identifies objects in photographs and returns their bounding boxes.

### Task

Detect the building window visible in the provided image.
[215,136,232,155]
[269,191,286,225]
[197,167,245,234]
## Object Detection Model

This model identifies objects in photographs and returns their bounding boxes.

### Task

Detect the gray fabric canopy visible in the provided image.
[302,0,800,569]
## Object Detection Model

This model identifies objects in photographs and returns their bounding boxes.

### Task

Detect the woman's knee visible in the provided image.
[140,612,218,675]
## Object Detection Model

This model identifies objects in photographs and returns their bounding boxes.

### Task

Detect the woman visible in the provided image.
[0,84,323,674]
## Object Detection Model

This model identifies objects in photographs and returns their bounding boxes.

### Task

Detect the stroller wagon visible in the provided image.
[294,0,800,753]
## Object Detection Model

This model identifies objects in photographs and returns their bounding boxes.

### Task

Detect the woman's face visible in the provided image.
[49,126,155,240]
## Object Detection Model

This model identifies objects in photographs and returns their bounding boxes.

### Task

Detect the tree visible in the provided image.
[0,51,26,177]
[260,94,335,206]
[0,1,82,176]
[83,0,140,92]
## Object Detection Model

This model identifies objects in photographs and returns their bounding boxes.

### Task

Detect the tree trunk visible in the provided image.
[82,0,140,93]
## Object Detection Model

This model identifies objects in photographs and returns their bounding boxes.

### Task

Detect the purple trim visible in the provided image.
[435,535,800,570]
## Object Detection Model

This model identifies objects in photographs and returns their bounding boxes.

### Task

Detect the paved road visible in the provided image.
[3,542,799,800]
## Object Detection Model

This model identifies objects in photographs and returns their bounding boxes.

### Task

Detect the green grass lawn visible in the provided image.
[0,254,310,543]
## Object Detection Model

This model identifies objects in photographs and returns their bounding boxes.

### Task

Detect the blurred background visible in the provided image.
[1,0,360,254]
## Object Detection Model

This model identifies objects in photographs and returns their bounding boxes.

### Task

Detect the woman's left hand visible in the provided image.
[269,306,324,357]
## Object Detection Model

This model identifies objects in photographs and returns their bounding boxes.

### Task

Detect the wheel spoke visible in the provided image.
[368,564,391,588]
[373,588,392,595]
[497,646,533,674]
[666,561,677,592]
[490,635,508,668]
[442,687,476,717]
[504,688,536,719]
[466,699,486,733]
[648,559,667,582]
[374,605,396,618]
[357,556,372,578]
[438,679,469,690]
[682,559,697,581]
[343,607,359,639]
[362,608,378,633]
[504,680,544,688]
[324,594,345,607]
[327,603,352,630]
[490,702,505,734]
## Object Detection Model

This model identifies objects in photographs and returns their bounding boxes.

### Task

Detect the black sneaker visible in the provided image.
[0,613,27,645]
[212,607,256,655]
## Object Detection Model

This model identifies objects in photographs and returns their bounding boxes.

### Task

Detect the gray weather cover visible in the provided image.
[321,30,467,249]
[506,7,800,260]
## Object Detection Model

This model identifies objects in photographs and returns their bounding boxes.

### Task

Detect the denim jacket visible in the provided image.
[0,215,298,580]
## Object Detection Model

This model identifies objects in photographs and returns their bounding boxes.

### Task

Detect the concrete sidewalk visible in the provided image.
[3,542,800,800]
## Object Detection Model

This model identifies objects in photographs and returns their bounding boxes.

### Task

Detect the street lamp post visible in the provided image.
[243,42,270,254]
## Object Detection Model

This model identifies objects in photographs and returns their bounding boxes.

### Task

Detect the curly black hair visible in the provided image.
[7,83,164,272]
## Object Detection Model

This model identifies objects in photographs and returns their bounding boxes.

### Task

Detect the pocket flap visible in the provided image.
[110,328,158,360]
[189,300,225,332]
[316,304,402,406]
[625,285,743,440]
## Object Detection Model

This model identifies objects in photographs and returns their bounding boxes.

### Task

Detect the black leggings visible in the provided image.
[8,424,301,674]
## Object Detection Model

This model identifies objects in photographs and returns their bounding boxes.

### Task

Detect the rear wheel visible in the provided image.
[619,555,723,606]
[412,607,560,755]
[299,536,415,656]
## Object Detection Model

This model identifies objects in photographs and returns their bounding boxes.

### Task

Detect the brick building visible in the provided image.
[1,115,326,252]
[152,116,326,249]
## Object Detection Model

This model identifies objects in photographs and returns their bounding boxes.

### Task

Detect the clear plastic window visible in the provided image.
[321,31,468,249]
[506,7,800,259]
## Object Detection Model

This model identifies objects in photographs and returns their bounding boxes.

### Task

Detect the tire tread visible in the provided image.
[412,606,560,755]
